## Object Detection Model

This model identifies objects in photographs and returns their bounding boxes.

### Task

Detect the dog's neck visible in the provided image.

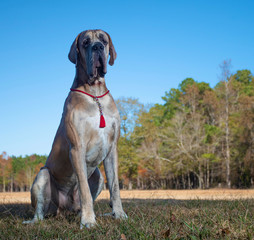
[71,63,108,97]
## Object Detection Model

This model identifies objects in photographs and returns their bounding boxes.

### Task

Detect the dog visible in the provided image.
[23,29,127,229]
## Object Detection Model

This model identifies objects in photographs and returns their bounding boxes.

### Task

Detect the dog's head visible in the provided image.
[68,30,117,84]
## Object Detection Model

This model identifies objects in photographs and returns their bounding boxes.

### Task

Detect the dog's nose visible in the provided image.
[92,42,104,51]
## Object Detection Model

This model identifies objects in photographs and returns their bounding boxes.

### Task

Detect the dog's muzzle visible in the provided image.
[88,42,107,81]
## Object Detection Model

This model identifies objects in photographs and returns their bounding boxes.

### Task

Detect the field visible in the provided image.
[0,189,254,239]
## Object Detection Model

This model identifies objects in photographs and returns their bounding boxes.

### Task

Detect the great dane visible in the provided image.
[23,29,127,229]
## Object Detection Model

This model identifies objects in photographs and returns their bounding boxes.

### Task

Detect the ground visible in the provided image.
[0,189,254,239]
[1,189,254,204]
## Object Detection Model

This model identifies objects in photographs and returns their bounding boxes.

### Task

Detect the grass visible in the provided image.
[0,198,254,239]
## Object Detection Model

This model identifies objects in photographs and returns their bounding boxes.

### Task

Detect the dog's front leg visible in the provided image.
[70,147,96,229]
[104,145,127,219]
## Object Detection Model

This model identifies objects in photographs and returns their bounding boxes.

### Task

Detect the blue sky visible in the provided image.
[1,0,254,156]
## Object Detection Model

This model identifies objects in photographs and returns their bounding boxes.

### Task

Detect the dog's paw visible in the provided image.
[113,210,128,220]
[80,221,97,229]
[22,219,38,224]
[80,214,97,229]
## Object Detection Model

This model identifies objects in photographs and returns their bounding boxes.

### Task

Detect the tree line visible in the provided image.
[116,61,254,190]
[1,61,253,191]
[0,152,46,192]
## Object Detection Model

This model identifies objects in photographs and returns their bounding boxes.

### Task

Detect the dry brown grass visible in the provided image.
[1,189,254,204]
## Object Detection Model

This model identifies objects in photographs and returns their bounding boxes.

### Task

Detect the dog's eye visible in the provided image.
[83,39,90,47]
[102,39,108,46]
[99,34,108,45]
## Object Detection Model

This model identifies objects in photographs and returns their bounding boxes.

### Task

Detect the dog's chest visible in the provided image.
[86,118,114,166]
[73,110,116,167]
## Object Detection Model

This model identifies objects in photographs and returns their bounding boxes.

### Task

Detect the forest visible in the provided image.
[1,61,254,191]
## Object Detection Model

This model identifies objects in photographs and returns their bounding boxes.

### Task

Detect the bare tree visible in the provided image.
[219,60,232,188]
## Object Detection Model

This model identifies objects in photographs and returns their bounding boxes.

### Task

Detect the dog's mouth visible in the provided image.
[96,56,106,78]
[88,55,107,83]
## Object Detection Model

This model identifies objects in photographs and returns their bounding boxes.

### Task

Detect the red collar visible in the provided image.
[70,88,109,99]
[70,88,109,128]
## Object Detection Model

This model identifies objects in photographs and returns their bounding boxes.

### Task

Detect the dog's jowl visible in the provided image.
[23,30,127,229]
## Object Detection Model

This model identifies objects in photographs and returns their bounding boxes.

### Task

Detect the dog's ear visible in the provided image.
[68,33,82,64]
[105,32,117,66]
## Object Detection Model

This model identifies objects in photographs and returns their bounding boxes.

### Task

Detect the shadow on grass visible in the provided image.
[0,203,34,219]
[0,198,241,221]
[0,199,179,220]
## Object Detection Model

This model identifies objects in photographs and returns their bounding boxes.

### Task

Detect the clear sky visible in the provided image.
[1,0,254,156]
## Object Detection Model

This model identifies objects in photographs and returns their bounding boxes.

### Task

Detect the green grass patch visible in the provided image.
[0,199,253,239]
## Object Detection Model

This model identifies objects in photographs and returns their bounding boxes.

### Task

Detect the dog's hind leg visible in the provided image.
[23,168,54,224]
[88,167,104,201]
